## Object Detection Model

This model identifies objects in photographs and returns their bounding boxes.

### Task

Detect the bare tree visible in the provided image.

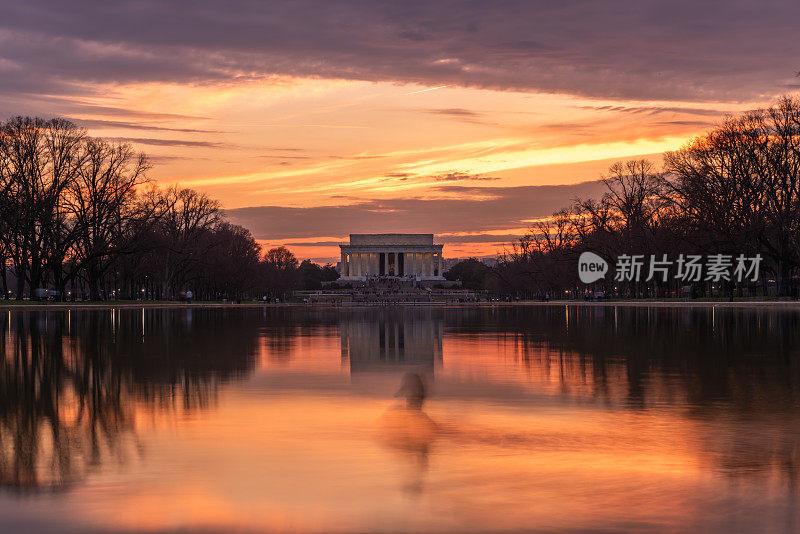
[65,139,153,300]
[0,117,86,298]
[665,96,800,295]
[154,187,221,299]
[0,116,295,302]
[261,246,300,300]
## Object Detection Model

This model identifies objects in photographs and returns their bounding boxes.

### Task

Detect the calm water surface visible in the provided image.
[1,305,799,533]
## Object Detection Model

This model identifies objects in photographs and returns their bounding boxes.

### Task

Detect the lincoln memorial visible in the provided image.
[339,234,444,280]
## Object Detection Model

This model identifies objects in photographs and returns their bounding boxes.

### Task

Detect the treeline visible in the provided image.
[0,117,336,301]
[451,96,800,299]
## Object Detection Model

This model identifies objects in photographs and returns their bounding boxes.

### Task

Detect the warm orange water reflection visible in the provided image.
[1,307,799,533]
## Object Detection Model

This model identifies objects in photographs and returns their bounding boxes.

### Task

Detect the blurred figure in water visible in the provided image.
[397,372,427,410]
[376,372,438,493]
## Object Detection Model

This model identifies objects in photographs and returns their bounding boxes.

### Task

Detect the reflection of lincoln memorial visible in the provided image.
[339,234,444,280]
[341,314,443,373]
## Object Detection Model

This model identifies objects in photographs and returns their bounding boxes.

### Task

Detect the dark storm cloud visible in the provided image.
[439,234,521,244]
[281,241,342,247]
[43,99,211,120]
[585,106,727,116]
[6,94,212,120]
[329,155,386,160]
[423,107,494,125]
[0,1,799,104]
[148,155,208,163]
[225,180,608,240]
[433,172,499,181]
[257,155,312,160]
[655,120,715,127]
[104,137,227,148]
[282,234,521,246]
[68,118,220,133]
[425,108,483,117]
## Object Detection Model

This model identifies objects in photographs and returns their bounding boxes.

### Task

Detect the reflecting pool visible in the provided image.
[1,305,799,533]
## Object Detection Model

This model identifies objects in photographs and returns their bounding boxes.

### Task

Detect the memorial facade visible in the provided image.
[339,234,444,280]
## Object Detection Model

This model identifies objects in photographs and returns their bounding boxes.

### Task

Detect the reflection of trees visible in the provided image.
[442,305,800,486]
[0,308,261,493]
[0,312,134,492]
[4,305,798,492]
[258,309,304,363]
[253,307,347,363]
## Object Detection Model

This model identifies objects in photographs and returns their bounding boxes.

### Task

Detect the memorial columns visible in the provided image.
[339,241,443,279]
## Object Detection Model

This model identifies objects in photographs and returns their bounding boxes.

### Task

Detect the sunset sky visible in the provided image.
[2,1,799,262]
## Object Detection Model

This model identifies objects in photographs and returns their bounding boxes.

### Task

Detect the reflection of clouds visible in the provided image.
[222,305,800,492]
[693,413,800,492]
[1,306,799,531]
[443,305,800,487]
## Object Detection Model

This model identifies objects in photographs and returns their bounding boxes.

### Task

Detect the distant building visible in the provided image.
[339,234,444,280]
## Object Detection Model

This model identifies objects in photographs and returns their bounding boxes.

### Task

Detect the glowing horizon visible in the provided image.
[27,78,754,262]
[2,1,798,262]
